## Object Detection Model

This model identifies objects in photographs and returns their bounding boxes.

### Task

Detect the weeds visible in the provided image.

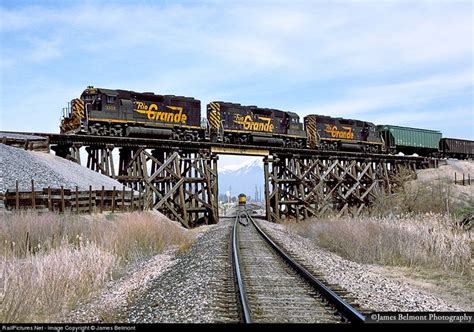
[0,211,194,322]
[371,166,473,217]
[286,214,471,276]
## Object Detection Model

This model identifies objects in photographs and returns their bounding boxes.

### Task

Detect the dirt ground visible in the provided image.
[370,264,473,311]
[414,159,474,206]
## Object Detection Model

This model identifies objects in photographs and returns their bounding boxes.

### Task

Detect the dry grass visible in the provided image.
[0,211,193,322]
[282,165,473,305]
[370,166,474,217]
[1,244,116,322]
[104,213,193,263]
[286,214,471,276]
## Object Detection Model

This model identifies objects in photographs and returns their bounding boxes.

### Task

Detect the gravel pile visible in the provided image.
[256,219,465,312]
[0,144,123,192]
[127,220,233,323]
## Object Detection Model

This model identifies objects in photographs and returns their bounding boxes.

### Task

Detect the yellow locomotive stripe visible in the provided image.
[209,113,220,124]
[210,102,221,111]
[208,110,221,129]
[320,137,383,145]
[73,98,85,118]
[87,117,202,129]
[306,122,317,147]
[210,119,219,129]
[223,129,304,138]
[306,124,316,134]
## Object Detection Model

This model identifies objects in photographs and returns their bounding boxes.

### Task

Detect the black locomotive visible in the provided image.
[207,101,306,148]
[60,86,473,159]
[60,86,204,141]
[304,114,383,153]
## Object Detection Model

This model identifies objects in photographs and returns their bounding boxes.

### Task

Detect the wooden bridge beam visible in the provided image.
[264,154,417,223]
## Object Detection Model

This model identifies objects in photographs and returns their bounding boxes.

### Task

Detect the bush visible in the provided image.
[370,166,473,219]
[287,214,471,275]
[0,211,193,322]
[1,244,116,322]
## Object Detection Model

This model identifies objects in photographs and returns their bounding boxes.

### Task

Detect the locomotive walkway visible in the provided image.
[1,130,429,160]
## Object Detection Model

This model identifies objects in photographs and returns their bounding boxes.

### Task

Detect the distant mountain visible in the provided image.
[218,158,265,201]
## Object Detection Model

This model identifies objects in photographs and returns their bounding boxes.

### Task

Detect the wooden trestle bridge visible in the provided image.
[1,131,435,227]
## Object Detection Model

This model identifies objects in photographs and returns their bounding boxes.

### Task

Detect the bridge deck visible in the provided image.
[0,130,429,161]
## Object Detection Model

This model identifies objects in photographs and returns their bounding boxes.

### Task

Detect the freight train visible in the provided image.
[60,86,474,159]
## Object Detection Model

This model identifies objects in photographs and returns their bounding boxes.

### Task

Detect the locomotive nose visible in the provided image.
[238,193,247,205]
[60,98,85,134]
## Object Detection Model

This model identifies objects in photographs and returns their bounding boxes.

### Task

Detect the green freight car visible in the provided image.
[376,125,442,155]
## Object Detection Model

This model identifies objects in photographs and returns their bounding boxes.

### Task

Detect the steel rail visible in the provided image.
[231,212,253,324]
[247,212,366,324]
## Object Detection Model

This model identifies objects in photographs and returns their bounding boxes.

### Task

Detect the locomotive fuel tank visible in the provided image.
[125,127,174,138]
[250,135,285,146]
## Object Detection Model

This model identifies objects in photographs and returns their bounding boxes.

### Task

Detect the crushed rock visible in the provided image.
[256,219,466,312]
[0,143,123,192]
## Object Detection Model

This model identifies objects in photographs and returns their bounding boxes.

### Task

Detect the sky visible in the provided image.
[0,0,473,168]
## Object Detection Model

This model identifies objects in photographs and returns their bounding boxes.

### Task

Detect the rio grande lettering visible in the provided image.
[134,102,187,124]
[234,114,274,132]
[324,125,354,140]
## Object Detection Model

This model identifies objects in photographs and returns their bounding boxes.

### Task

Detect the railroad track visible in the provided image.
[0,130,428,162]
[230,207,366,323]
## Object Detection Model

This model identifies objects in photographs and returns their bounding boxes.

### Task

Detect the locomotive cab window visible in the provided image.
[106,96,116,104]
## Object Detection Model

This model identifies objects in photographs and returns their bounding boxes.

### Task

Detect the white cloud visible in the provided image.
[1,1,472,139]
[27,37,62,62]
[299,70,473,117]
[1,2,471,78]
[371,107,473,129]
